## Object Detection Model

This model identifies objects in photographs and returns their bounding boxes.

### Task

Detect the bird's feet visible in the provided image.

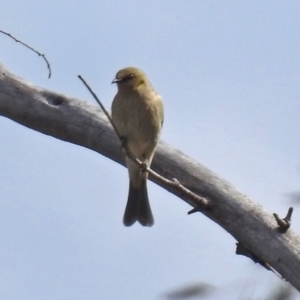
[139,159,149,174]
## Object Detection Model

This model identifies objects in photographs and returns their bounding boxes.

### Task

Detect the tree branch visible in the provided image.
[1,62,300,290]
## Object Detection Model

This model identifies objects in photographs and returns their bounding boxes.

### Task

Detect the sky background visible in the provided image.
[1,1,300,299]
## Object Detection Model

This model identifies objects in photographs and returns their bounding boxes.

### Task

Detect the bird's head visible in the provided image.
[112,67,148,91]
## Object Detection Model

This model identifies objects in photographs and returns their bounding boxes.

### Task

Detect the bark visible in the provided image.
[1,63,300,290]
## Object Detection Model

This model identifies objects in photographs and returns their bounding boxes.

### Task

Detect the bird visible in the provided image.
[111,67,164,226]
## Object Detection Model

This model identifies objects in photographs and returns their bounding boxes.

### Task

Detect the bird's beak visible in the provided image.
[111,78,121,84]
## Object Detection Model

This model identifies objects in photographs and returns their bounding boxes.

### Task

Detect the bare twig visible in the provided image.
[0,29,52,78]
[273,207,293,233]
[77,75,209,209]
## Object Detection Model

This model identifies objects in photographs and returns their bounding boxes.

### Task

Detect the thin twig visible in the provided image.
[77,75,121,139]
[78,75,209,209]
[0,30,52,78]
[273,207,293,233]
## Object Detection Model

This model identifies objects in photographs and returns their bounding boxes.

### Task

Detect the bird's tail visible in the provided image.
[123,180,154,227]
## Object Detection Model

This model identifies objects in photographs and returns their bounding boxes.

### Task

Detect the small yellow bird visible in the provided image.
[111,67,164,226]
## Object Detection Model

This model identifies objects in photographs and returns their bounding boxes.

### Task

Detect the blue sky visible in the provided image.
[1,1,300,299]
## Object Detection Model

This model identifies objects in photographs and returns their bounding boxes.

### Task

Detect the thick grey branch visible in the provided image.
[1,63,300,290]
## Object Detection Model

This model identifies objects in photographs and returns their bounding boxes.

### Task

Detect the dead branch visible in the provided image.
[1,63,300,291]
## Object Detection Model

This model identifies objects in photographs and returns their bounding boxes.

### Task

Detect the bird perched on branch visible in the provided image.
[111,67,164,226]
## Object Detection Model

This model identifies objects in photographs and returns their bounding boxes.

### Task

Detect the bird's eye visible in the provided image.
[122,74,135,82]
